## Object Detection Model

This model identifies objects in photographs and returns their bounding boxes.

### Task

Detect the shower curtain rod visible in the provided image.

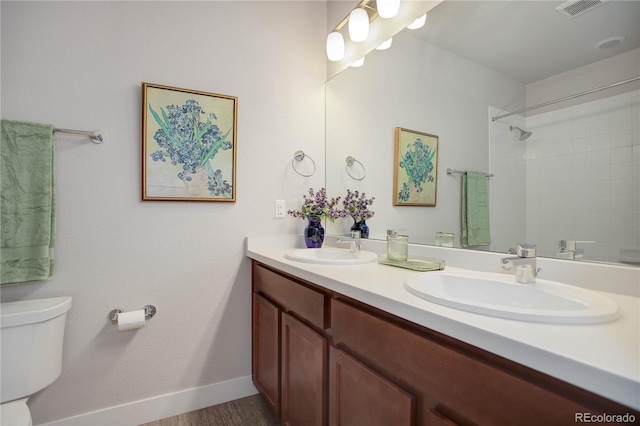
[491,76,640,122]
[54,128,106,144]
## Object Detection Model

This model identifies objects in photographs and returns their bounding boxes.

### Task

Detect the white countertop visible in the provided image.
[246,235,640,411]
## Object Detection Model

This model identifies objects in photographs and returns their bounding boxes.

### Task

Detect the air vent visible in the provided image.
[556,0,609,19]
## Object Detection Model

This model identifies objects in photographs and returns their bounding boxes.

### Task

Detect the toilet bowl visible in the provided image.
[1,297,72,426]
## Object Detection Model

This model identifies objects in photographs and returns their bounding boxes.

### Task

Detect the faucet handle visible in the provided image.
[517,244,536,258]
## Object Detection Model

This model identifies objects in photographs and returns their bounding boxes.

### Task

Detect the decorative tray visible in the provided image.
[377,255,445,271]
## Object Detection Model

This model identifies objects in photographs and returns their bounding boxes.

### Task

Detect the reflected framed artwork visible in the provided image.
[142,82,237,202]
[393,127,438,206]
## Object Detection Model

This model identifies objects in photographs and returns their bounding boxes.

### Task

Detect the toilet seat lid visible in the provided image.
[1,399,32,426]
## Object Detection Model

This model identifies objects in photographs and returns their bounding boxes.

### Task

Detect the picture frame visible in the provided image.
[142,82,237,202]
[393,127,439,206]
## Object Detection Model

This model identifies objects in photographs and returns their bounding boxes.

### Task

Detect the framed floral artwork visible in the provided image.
[142,82,237,202]
[393,127,438,206]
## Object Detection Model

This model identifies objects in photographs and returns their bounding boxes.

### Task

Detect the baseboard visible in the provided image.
[39,375,258,426]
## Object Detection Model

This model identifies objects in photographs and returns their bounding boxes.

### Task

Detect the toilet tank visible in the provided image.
[1,297,72,403]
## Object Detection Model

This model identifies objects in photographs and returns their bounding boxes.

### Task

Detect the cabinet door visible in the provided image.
[253,293,280,418]
[329,345,415,426]
[282,313,327,426]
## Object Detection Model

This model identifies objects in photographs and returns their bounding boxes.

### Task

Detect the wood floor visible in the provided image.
[139,394,279,426]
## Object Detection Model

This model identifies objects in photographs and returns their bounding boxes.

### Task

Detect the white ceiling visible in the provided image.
[415,0,640,84]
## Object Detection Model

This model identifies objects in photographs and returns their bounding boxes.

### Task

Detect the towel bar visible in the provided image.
[54,128,106,144]
[446,168,493,178]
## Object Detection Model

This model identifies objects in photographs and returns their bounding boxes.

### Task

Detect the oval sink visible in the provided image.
[285,248,377,265]
[404,271,619,324]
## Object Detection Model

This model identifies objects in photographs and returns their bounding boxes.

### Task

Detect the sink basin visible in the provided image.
[404,271,619,324]
[285,248,377,265]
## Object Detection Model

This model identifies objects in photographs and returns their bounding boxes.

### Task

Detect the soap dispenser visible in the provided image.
[387,229,408,261]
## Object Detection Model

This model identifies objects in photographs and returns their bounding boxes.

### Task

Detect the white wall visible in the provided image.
[0,1,326,424]
[326,28,525,245]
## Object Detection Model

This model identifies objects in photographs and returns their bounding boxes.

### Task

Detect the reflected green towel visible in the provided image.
[1,120,55,284]
[461,171,491,247]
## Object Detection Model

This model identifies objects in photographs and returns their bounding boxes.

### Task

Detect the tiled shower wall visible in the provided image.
[524,89,640,263]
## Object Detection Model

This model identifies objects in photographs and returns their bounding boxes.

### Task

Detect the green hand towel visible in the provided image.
[461,171,491,247]
[1,119,55,284]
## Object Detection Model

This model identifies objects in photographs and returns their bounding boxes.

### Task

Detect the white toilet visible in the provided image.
[1,297,72,426]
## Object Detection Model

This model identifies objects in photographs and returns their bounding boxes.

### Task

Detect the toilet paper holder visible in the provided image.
[109,305,157,324]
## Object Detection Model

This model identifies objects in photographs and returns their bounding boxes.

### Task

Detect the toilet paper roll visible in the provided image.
[117,309,146,331]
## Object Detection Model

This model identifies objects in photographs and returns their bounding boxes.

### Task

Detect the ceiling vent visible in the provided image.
[556,0,609,19]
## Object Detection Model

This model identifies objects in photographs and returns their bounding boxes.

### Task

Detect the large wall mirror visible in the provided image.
[326,0,640,266]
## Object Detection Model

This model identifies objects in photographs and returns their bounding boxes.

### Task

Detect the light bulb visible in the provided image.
[376,38,393,51]
[407,13,427,30]
[326,31,345,61]
[351,57,365,68]
[349,8,369,42]
[377,0,400,18]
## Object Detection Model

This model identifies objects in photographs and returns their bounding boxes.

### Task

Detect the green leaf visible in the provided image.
[161,107,171,129]
[194,116,212,144]
[149,105,183,149]
[198,127,232,168]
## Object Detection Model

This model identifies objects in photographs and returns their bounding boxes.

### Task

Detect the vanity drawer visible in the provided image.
[253,262,329,330]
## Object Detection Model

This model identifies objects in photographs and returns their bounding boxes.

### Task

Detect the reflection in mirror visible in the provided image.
[325,0,639,266]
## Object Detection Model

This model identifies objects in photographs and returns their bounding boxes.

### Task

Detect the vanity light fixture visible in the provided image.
[376,37,393,50]
[351,57,365,68]
[326,31,345,61]
[349,8,370,42]
[407,13,427,29]
[377,0,400,19]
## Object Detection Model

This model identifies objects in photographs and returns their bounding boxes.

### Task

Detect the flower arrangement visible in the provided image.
[398,137,435,202]
[342,189,375,223]
[288,188,376,245]
[149,99,233,197]
[288,188,345,221]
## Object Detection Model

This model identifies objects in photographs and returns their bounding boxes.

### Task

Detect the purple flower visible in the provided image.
[342,189,375,223]
[288,188,344,221]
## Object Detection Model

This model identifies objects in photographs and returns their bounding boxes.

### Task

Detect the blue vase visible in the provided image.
[350,219,369,239]
[305,217,325,248]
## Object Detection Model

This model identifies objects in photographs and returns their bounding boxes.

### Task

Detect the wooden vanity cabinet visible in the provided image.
[330,298,620,425]
[251,261,638,426]
[252,262,329,425]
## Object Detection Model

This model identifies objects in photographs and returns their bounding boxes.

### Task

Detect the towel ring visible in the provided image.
[345,156,366,181]
[292,150,316,177]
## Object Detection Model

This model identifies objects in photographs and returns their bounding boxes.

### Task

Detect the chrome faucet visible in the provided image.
[337,230,361,253]
[557,240,595,260]
[501,244,541,284]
